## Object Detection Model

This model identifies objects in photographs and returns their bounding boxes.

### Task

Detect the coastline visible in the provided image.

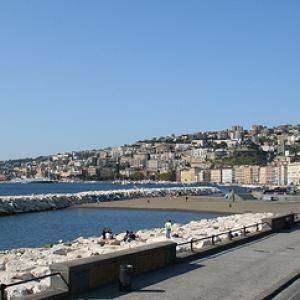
[0,186,220,216]
[77,195,300,214]
[0,211,273,299]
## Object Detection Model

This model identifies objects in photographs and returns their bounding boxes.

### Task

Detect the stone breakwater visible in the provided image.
[0,212,272,299]
[0,186,220,216]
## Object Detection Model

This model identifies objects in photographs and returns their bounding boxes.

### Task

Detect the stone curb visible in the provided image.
[255,268,300,300]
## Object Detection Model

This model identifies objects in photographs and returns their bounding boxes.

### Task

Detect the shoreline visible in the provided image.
[71,204,229,216]
[0,186,220,216]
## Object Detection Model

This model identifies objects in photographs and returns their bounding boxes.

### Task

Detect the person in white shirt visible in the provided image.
[105,229,113,240]
[165,219,172,238]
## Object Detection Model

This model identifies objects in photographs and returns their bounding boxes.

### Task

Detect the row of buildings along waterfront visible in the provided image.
[0,124,300,186]
[179,161,300,186]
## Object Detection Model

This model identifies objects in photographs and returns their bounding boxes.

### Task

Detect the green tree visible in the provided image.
[157,171,176,181]
[213,142,228,149]
[222,149,267,166]
[130,171,145,181]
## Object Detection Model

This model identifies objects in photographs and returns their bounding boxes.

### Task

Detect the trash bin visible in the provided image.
[0,284,6,300]
[119,264,133,291]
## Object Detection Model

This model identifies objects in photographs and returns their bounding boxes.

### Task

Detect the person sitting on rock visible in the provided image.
[105,229,113,240]
[102,228,107,240]
[128,231,136,242]
[123,230,130,242]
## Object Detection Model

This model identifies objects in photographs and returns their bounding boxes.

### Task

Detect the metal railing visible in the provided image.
[177,221,272,252]
[0,272,68,300]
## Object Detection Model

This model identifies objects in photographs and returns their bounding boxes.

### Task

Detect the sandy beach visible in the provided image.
[77,196,300,214]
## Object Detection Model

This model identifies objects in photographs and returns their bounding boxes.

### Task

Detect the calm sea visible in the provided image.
[0,208,221,250]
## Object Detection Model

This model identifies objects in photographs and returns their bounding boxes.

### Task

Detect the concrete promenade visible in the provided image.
[78,195,300,214]
[76,226,300,300]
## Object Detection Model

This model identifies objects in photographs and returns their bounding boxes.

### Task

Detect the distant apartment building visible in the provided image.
[87,166,98,177]
[210,169,222,183]
[197,169,211,183]
[259,166,273,185]
[191,148,212,160]
[222,168,233,184]
[98,167,115,180]
[180,168,197,183]
[146,160,159,173]
[251,124,264,133]
[233,166,245,184]
[217,131,228,140]
[190,158,208,169]
[158,161,172,173]
[59,171,72,178]
[270,166,280,186]
[132,154,148,169]
[243,165,260,185]
[287,162,300,185]
[279,165,288,186]
[175,144,190,151]
[119,168,131,178]
[230,125,244,140]
[257,165,287,186]
[191,140,206,147]
[252,166,260,184]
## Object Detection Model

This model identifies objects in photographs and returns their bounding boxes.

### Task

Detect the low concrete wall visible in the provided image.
[263,213,295,231]
[50,241,176,295]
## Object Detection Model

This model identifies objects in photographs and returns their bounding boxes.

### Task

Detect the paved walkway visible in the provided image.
[76,227,300,300]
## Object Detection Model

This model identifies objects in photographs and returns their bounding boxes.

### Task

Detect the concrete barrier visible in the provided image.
[263,213,295,231]
[50,241,176,295]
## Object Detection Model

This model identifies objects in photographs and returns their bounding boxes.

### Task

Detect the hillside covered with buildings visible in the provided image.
[1,124,300,186]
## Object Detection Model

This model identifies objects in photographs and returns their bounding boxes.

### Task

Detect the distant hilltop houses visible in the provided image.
[1,124,300,187]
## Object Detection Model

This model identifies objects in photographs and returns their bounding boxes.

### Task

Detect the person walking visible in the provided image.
[165,219,172,239]
[228,190,235,208]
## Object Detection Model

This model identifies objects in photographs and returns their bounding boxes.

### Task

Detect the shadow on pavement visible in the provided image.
[72,261,203,299]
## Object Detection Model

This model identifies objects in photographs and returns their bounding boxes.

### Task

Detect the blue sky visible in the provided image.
[0,1,299,160]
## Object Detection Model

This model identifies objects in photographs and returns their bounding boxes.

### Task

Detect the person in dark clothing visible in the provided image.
[123,230,130,242]
[102,228,107,240]
[129,231,136,241]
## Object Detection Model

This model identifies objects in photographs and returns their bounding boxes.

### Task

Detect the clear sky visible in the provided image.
[1,1,300,160]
